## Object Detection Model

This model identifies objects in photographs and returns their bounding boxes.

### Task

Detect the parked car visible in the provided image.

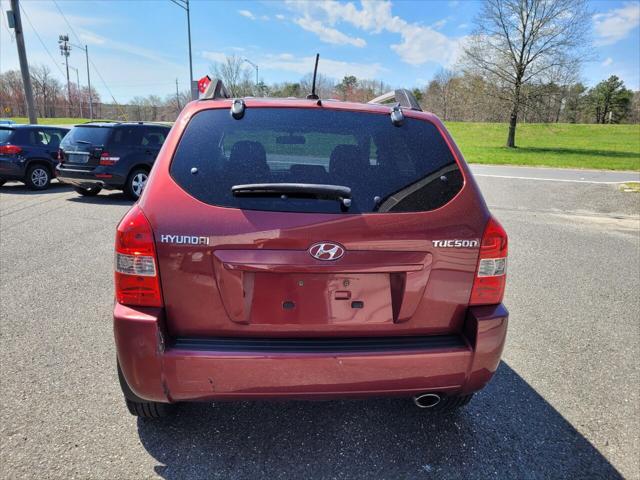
[0,125,70,189]
[0,119,16,125]
[56,121,171,199]
[114,85,508,418]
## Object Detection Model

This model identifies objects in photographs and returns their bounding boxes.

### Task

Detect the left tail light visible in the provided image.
[114,205,163,307]
[469,216,508,306]
[57,148,64,161]
[0,145,22,155]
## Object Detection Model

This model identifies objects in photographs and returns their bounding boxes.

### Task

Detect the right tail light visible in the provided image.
[469,216,508,306]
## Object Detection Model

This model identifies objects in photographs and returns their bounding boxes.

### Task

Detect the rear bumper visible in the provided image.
[114,303,508,403]
[56,165,125,189]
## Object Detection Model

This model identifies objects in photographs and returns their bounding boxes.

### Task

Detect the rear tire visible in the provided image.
[124,168,149,200]
[73,186,102,196]
[117,361,174,418]
[25,164,51,190]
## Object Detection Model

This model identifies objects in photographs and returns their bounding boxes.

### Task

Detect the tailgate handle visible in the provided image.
[334,291,351,300]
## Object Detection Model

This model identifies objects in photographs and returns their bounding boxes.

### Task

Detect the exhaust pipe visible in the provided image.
[413,393,441,409]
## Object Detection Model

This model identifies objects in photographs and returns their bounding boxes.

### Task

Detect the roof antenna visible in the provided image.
[306,53,320,101]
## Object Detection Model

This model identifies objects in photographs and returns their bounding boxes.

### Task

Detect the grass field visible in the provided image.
[446,122,640,171]
[7,117,96,125]
[7,117,639,171]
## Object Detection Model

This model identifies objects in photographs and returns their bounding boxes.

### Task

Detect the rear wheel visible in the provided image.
[25,164,51,190]
[117,362,174,418]
[73,186,102,196]
[124,168,149,200]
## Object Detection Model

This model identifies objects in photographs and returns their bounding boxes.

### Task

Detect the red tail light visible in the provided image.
[469,216,508,306]
[99,152,120,166]
[57,148,64,161]
[114,205,163,307]
[0,144,22,155]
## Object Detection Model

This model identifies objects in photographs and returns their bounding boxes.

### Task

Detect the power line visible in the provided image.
[51,0,126,119]
[18,3,67,78]
[52,0,82,45]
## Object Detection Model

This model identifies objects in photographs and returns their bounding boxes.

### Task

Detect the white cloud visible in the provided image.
[601,57,613,67]
[295,17,366,47]
[593,3,640,46]
[282,0,463,66]
[431,19,447,30]
[238,9,256,20]
[275,14,286,20]
[261,53,386,79]
[202,51,227,63]
[458,23,469,29]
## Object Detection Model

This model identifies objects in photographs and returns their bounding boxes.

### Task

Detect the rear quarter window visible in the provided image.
[0,128,14,143]
[170,108,463,214]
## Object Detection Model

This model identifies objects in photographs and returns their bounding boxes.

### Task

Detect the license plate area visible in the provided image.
[250,273,393,325]
[66,152,89,164]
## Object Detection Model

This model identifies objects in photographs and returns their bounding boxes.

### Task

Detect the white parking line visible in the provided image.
[473,174,634,185]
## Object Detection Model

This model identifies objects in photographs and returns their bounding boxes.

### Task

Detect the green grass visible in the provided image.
[6,117,100,125]
[446,122,640,171]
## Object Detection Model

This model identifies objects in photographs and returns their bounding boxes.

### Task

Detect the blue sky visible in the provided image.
[1,0,639,103]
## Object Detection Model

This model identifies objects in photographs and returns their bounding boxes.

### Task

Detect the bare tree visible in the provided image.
[210,55,253,97]
[462,0,590,147]
[300,73,335,99]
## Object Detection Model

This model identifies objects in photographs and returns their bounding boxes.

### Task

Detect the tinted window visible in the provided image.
[142,128,168,147]
[61,126,112,147]
[0,128,14,143]
[170,108,463,214]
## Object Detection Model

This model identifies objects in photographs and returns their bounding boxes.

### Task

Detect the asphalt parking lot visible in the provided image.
[1,170,638,479]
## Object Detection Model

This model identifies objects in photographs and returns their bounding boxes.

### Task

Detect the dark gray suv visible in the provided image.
[0,125,70,190]
[56,122,171,199]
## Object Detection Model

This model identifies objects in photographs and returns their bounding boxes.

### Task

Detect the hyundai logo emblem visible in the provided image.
[309,242,345,261]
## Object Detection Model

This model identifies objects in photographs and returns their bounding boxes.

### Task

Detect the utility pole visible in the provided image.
[175,78,181,111]
[58,34,72,117]
[8,0,37,123]
[69,65,82,118]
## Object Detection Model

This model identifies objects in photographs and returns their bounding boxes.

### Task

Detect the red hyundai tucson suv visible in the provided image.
[114,86,508,418]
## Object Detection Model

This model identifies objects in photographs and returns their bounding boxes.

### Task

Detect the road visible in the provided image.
[1,170,638,479]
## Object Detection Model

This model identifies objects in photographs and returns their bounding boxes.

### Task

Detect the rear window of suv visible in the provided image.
[61,126,112,147]
[170,108,463,214]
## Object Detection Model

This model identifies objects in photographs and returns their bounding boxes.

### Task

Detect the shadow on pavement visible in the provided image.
[66,191,133,206]
[0,180,72,195]
[136,363,621,479]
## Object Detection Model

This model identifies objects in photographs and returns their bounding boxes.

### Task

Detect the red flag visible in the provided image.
[197,75,211,94]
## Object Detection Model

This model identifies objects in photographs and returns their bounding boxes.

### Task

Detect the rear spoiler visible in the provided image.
[201,79,231,101]
[368,89,422,111]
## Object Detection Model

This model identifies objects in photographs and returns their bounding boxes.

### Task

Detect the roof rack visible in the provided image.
[367,89,422,111]
[201,79,231,100]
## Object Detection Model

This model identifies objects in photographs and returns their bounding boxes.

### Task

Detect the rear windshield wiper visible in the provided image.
[74,140,92,145]
[232,183,352,211]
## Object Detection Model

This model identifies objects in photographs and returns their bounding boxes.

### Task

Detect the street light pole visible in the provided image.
[66,41,93,119]
[69,65,82,118]
[243,58,259,95]
[170,0,194,98]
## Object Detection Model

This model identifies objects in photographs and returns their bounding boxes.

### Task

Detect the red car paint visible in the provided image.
[114,98,508,404]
